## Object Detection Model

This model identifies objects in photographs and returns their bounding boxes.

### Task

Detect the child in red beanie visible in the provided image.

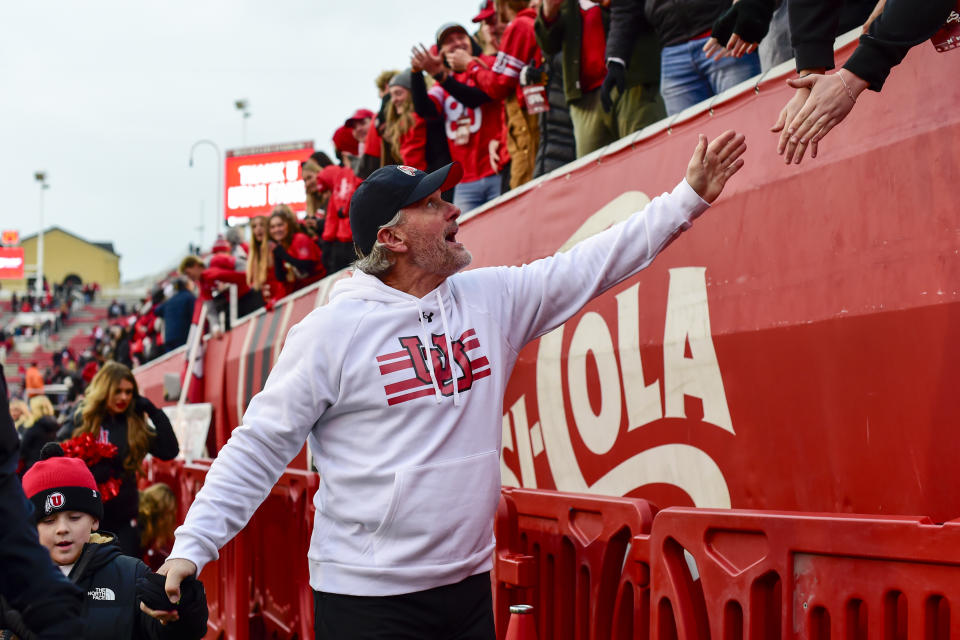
[14,443,208,640]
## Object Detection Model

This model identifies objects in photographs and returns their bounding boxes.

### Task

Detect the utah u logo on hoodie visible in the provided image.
[376,329,491,406]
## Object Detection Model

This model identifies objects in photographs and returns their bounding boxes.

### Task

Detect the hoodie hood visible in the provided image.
[331,271,463,406]
[70,531,122,582]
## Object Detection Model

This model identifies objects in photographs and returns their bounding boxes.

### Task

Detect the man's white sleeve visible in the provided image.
[167,319,333,574]
[493,179,709,350]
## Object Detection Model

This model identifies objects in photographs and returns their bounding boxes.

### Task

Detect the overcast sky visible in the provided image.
[0,0,482,283]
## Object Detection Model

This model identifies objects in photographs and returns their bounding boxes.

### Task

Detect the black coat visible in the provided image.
[18,416,60,476]
[790,0,955,91]
[534,52,577,178]
[788,0,876,72]
[67,533,207,640]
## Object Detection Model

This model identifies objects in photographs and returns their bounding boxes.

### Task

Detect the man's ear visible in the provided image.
[377,225,408,254]
[92,519,100,532]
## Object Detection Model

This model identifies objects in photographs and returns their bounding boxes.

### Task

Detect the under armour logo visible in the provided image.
[421,312,434,323]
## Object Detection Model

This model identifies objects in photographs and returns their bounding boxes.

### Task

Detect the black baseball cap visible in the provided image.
[349,163,463,256]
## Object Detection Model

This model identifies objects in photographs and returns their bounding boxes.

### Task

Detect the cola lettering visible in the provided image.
[504,267,733,508]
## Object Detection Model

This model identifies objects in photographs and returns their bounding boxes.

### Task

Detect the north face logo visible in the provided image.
[88,587,116,601]
[376,329,491,406]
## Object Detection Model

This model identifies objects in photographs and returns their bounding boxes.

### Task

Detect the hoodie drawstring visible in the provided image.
[415,299,444,403]
[436,290,460,407]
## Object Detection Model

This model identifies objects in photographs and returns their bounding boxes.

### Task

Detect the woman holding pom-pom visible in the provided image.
[59,362,179,556]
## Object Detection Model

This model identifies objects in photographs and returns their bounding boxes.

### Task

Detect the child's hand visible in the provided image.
[140,601,179,625]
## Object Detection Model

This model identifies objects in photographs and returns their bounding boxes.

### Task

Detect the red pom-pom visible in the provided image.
[61,433,119,467]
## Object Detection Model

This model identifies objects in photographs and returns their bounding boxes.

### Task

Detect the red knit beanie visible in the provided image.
[22,443,103,523]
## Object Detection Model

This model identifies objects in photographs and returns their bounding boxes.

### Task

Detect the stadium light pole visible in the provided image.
[234,99,250,146]
[189,140,222,245]
[33,171,48,297]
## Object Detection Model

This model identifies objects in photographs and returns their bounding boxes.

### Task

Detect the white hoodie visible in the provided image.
[169,180,708,596]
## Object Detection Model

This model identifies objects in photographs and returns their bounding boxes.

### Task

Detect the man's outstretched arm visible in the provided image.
[485,131,746,350]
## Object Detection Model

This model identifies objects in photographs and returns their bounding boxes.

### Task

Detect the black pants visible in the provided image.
[313,572,495,640]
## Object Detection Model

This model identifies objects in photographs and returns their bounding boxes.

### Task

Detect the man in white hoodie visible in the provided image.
[156,130,746,639]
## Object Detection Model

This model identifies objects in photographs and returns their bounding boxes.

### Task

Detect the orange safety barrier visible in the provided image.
[494,487,658,640]
[649,508,960,640]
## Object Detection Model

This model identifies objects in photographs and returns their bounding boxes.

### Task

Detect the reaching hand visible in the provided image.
[777,71,866,164]
[770,85,811,158]
[702,37,729,61]
[725,33,758,58]
[599,60,626,112]
[411,44,445,78]
[685,130,747,204]
[703,34,759,60]
[705,0,768,60]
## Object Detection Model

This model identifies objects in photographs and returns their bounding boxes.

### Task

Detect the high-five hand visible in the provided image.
[685,130,746,203]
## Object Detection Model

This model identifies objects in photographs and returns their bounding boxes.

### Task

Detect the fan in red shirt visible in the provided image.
[316,162,362,274]
[268,205,325,295]
[332,124,360,172]
[204,239,264,318]
[455,1,542,189]
[410,23,505,212]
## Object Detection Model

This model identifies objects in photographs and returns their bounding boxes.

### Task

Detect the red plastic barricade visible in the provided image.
[139,457,186,522]
[246,468,319,640]
[494,487,658,640]
[178,461,253,640]
[649,508,960,640]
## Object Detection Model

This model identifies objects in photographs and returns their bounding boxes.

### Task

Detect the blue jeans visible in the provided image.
[452,174,501,213]
[660,37,761,116]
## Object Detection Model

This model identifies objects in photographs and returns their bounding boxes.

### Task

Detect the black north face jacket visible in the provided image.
[68,533,207,640]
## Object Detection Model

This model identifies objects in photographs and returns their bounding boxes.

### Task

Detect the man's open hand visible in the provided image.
[685,130,746,203]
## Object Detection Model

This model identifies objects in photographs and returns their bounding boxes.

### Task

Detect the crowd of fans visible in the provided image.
[233,0,952,291]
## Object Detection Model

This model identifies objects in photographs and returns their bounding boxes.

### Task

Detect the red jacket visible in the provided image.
[397,114,428,171]
[278,232,325,293]
[427,56,504,183]
[319,165,362,243]
[363,121,382,160]
[469,9,542,105]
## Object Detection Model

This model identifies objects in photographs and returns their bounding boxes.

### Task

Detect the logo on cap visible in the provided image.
[45,492,65,514]
[397,166,418,177]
